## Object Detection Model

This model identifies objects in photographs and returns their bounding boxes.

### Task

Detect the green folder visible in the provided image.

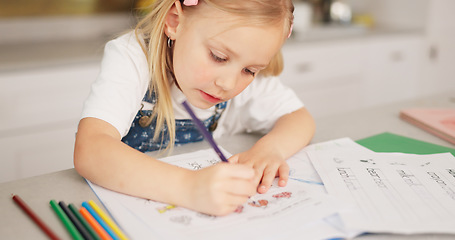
[356,132,455,156]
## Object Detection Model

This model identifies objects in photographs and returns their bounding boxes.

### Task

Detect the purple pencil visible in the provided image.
[181,101,228,162]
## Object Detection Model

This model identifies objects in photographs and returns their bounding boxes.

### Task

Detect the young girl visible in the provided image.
[74,0,315,216]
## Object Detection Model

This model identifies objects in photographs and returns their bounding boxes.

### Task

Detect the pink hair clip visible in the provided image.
[183,0,198,6]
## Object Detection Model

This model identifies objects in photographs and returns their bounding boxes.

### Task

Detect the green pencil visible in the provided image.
[49,200,84,240]
[69,203,102,240]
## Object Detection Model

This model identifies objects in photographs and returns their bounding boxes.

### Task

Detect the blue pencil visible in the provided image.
[182,100,228,162]
[82,202,119,240]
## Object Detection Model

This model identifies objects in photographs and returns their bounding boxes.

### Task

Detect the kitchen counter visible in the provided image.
[0,38,106,72]
[288,24,424,44]
[0,13,133,73]
[0,20,424,73]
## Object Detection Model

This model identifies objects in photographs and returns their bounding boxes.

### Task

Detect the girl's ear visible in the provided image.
[164,1,184,40]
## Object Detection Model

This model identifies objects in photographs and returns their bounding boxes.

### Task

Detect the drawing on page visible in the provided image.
[337,167,382,221]
[397,169,453,219]
[157,204,177,214]
[288,167,324,186]
[273,191,292,199]
[389,161,406,166]
[420,162,431,167]
[289,168,296,176]
[188,161,203,170]
[289,178,324,185]
[137,198,155,205]
[359,159,376,165]
[365,168,418,221]
[196,212,217,219]
[448,169,455,179]
[427,171,455,201]
[234,205,244,213]
[248,199,269,208]
[86,148,338,237]
[170,215,192,225]
[207,158,221,165]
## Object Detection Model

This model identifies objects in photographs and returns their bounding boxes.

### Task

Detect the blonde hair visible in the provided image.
[134,0,294,151]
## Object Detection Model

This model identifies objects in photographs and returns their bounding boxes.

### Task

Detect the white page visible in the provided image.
[288,138,373,189]
[87,148,339,240]
[308,146,455,234]
[284,138,368,239]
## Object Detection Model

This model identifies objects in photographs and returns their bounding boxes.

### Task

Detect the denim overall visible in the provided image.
[121,91,227,152]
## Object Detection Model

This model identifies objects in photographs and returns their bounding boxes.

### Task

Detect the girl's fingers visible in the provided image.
[257,165,278,194]
[224,192,252,206]
[227,154,239,164]
[225,179,257,197]
[255,162,289,193]
[220,163,255,179]
[277,163,290,187]
[216,163,255,180]
[252,164,266,186]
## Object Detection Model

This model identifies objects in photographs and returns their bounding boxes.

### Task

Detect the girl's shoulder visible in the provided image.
[101,31,149,74]
[105,31,146,56]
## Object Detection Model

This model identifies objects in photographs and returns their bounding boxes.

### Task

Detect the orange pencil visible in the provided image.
[80,207,113,240]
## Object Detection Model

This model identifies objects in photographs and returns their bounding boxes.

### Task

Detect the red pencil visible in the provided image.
[12,194,61,240]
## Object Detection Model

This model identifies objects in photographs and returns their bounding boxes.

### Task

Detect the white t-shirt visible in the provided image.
[81,32,304,139]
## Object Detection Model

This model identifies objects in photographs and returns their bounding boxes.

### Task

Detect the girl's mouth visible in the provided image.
[199,90,222,104]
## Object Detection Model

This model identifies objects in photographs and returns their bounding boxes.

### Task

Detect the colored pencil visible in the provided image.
[69,203,102,240]
[82,202,119,240]
[88,200,129,240]
[49,200,84,240]
[80,207,113,240]
[59,201,94,240]
[12,195,61,240]
[182,100,228,162]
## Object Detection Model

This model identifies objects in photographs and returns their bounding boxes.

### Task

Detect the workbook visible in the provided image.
[87,137,455,239]
[400,108,455,145]
[87,147,346,240]
[308,147,455,234]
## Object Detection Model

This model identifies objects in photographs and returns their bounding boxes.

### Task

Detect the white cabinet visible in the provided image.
[0,127,78,182]
[421,0,455,95]
[362,34,426,106]
[281,39,366,118]
[281,33,425,118]
[0,63,99,132]
[0,62,99,182]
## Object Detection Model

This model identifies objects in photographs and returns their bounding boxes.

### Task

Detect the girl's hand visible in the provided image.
[227,108,315,194]
[184,163,256,216]
[229,148,289,194]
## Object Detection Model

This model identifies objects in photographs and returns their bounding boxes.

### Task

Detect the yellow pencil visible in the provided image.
[88,200,129,240]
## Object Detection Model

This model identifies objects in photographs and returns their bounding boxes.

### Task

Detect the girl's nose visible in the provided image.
[214,73,238,91]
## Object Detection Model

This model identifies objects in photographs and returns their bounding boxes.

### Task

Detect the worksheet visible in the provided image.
[308,148,455,234]
[88,148,339,240]
[286,137,372,192]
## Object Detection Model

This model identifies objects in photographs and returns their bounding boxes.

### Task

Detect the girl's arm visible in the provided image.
[229,107,315,193]
[74,117,256,216]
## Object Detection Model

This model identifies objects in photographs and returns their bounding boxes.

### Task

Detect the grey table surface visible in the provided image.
[1,91,454,239]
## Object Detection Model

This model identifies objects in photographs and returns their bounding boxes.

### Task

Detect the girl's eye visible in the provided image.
[210,52,227,62]
[244,68,256,77]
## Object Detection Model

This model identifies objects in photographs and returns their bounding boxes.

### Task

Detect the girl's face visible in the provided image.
[171,4,285,109]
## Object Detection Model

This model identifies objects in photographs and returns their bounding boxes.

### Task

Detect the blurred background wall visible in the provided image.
[0,0,137,17]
